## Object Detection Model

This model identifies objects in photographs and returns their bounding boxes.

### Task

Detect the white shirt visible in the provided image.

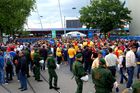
[118,55,124,69]
[126,50,136,67]
[51,47,54,53]
[105,53,119,67]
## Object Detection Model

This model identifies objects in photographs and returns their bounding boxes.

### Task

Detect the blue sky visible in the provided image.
[26,0,90,29]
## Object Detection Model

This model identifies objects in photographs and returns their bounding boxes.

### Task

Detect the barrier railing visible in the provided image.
[110,36,140,40]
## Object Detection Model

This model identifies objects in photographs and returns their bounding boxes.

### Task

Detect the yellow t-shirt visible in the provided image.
[83,42,87,47]
[56,47,62,57]
[118,49,123,56]
[74,45,79,52]
[68,48,76,58]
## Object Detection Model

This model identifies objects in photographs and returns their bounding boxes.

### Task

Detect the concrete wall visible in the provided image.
[128,0,140,35]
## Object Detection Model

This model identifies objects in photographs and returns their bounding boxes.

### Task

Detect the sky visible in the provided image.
[26,0,91,29]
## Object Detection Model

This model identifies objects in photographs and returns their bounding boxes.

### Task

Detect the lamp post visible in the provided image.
[64,16,66,37]
[57,0,64,29]
[36,4,43,30]
[72,7,77,18]
[90,0,92,4]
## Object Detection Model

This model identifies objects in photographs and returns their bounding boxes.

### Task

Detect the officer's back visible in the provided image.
[92,58,116,93]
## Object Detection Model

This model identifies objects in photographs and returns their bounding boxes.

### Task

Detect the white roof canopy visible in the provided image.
[62,31,86,37]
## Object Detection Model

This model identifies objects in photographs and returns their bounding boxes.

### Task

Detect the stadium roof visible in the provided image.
[27,28,97,31]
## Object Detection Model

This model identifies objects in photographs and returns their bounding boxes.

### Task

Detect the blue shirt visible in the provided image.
[9,51,16,58]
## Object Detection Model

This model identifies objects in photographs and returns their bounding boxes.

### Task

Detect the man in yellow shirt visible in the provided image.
[68,45,76,71]
[56,46,62,64]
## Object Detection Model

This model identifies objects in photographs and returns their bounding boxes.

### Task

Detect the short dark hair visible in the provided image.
[108,48,113,53]
[42,46,45,48]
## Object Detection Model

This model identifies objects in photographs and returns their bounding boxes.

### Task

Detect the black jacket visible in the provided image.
[19,56,27,75]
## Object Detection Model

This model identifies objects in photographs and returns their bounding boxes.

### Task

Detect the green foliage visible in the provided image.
[80,0,132,34]
[0,0,35,35]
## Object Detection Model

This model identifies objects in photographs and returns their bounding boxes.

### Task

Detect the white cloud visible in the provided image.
[27,0,90,28]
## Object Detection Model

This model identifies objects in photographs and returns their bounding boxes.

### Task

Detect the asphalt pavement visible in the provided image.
[0,63,136,93]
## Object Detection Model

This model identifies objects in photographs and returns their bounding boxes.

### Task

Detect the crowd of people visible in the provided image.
[0,37,140,93]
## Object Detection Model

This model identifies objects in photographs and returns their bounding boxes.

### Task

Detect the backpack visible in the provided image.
[6,58,12,65]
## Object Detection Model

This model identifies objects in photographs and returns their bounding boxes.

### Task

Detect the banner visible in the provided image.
[88,31,93,38]
[77,34,80,39]
[52,30,56,38]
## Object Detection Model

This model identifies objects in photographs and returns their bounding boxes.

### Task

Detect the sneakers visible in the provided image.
[49,86,54,89]
[49,86,60,90]
[27,75,30,78]
[21,88,27,91]
[4,83,8,85]
[19,87,27,91]
[116,87,119,92]
[128,87,132,90]
[54,87,60,90]
[37,80,43,82]
[18,87,23,89]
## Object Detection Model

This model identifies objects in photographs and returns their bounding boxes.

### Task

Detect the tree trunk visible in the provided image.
[0,30,3,42]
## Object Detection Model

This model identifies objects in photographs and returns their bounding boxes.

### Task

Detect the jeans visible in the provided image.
[120,67,127,83]
[84,60,92,74]
[0,69,5,84]
[57,56,62,64]
[19,71,27,89]
[108,66,116,77]
[126,66,135,88]
[69,57,75,71]
[6,65,13,80]
[16,72,20,80]
[43,58,47,70]
[137,64,140,79]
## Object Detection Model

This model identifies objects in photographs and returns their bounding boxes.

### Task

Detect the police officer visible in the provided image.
[24,48,31,77]
[47,51,60,90]
[33,49,42,82]
[92,58,116,93]
[72,53,87,93]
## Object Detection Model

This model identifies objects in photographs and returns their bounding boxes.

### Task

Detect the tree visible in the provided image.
[79,0,132,36]
[0,0,35,37]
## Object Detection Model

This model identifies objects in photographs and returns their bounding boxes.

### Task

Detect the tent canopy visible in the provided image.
[62,31,86,37]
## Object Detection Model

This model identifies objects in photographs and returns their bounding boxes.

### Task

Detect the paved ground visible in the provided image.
[0,63,137,93]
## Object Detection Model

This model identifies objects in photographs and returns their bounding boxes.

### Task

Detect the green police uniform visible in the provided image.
[72,53,86,93]
[24,49,31,77]
[47,53,59,89]
[92,58,116,93]
[33,51,41,81]
[132,80,140,93]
